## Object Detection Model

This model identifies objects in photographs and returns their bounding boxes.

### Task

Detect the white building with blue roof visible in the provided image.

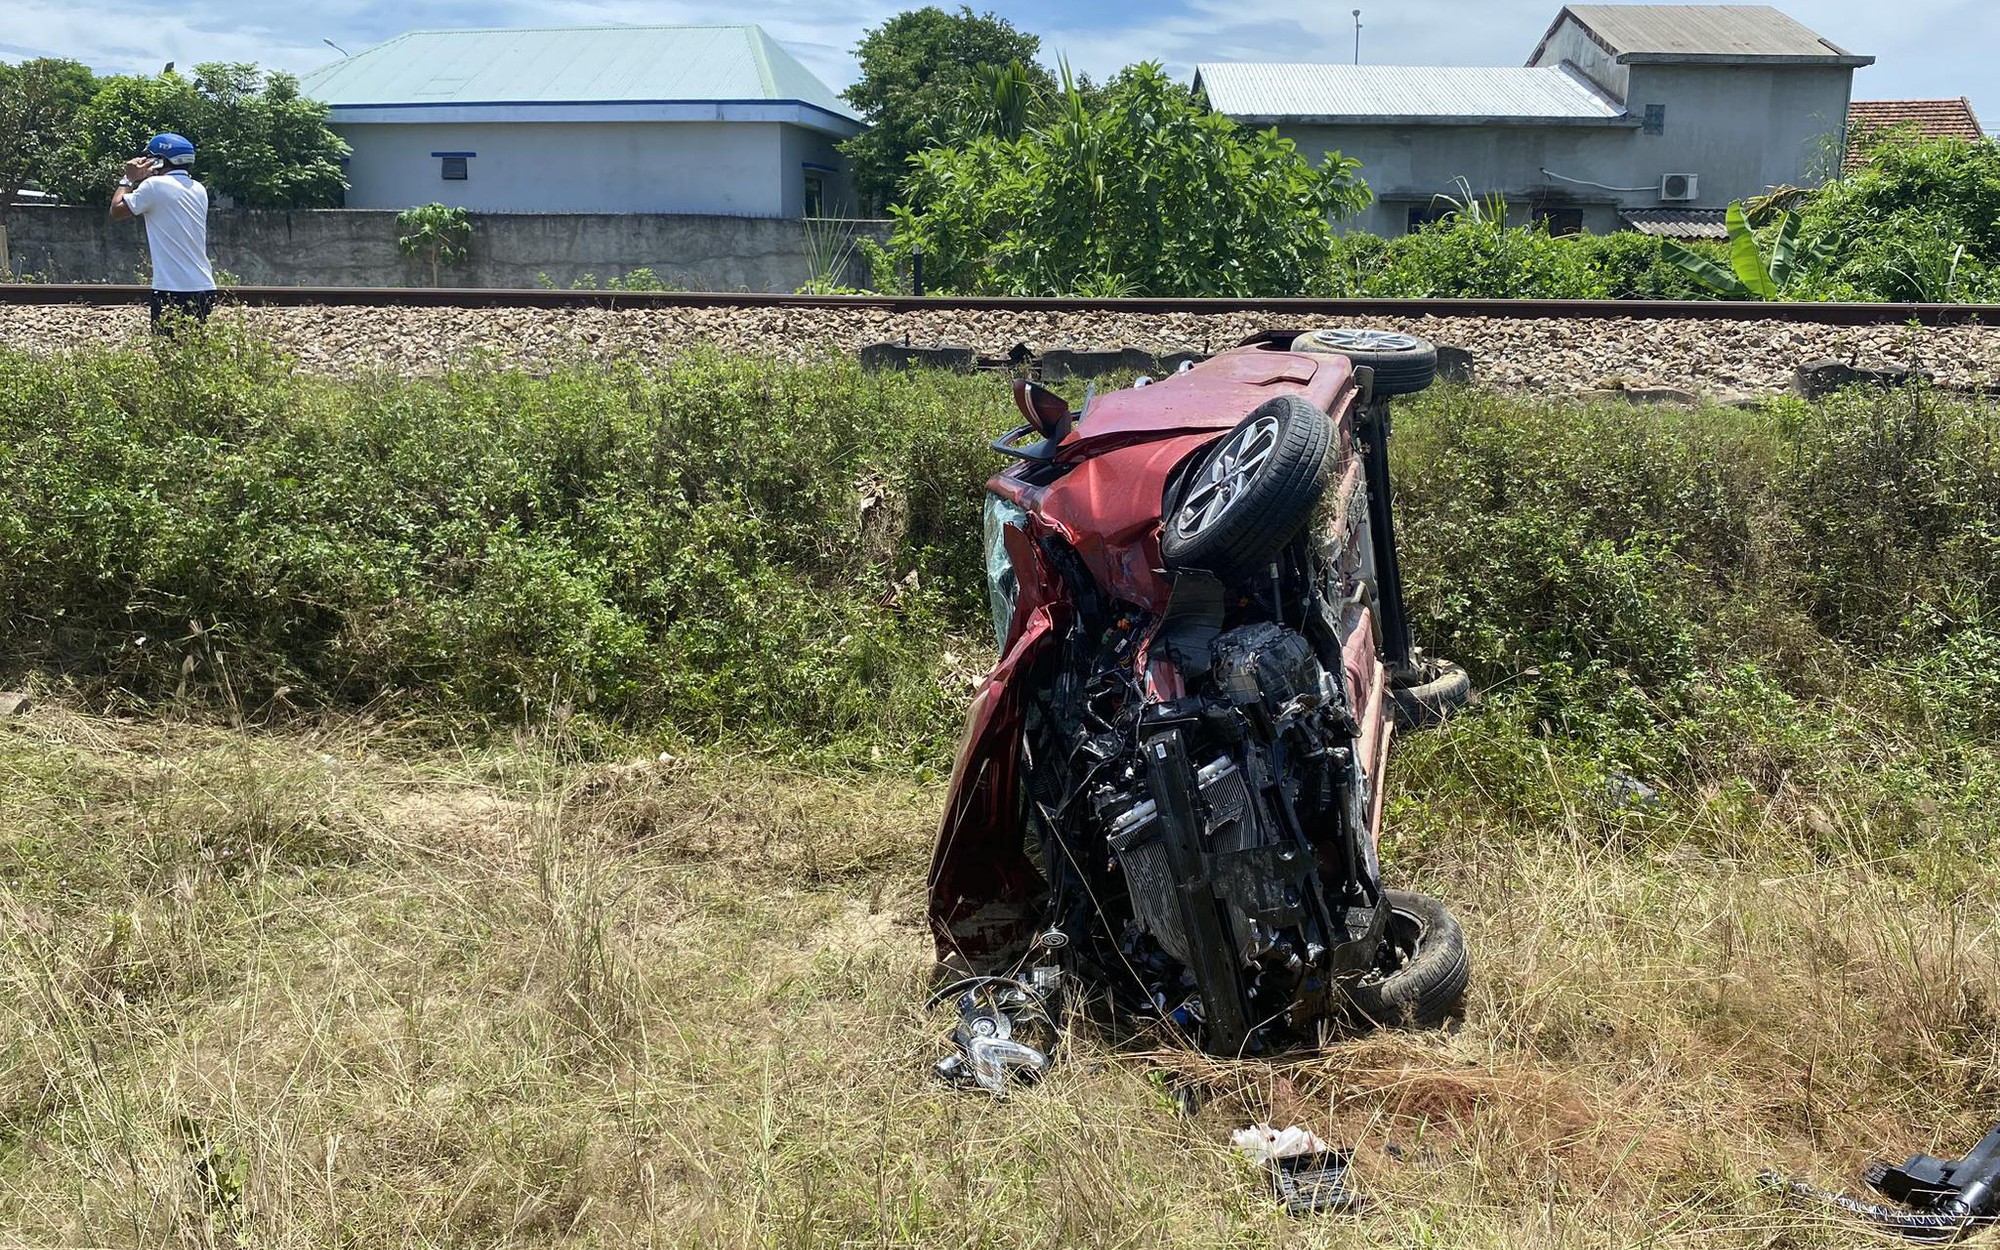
[300,25,861,217]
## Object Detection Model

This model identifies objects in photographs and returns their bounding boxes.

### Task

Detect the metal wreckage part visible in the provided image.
[1233,1125,1366,1217]
[1088,614,1388,1057]
[1269,1150,1364,1217]
[924,335,1477,1223]
[1764,1119,2000,1241]
[933,616,1383,1085]
[935,588,1391,1078]
[932,937,1069,1096]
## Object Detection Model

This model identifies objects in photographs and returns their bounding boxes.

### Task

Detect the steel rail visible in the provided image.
[1,283,1996,325]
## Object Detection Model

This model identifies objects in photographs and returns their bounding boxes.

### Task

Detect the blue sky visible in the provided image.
[1,0,1991,123]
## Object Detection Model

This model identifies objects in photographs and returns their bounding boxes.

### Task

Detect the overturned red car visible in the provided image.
[928,329,1472,1072]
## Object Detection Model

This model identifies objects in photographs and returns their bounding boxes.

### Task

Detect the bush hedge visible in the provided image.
[4,334,1998,780]
[0,334,996,762]
[1323,216,1747,301]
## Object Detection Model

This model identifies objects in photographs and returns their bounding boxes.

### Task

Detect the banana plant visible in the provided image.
[1663,202,1834,299]
[956,59,1039,142]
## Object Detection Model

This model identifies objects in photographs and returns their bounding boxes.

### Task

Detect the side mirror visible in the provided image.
[1014,379,1074,442]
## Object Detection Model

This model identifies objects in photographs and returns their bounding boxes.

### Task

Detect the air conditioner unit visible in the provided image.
[1660,173,1699,202]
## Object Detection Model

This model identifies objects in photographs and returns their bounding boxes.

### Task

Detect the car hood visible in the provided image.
[1056,347,1354,458]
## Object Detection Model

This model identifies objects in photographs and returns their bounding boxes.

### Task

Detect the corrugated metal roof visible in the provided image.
[1621,208,1729,238]
[298,25,855,120]
[1196,63,1628,125]
[1552,6,1870,63]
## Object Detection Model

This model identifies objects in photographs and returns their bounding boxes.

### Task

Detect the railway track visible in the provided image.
[2,283,1996,326]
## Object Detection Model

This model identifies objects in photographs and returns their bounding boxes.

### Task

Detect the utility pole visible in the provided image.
[1353,10,1362,64]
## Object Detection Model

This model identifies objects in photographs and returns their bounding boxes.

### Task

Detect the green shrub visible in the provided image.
[1800,135,2000,301]
[1318,135,1999,304]
[6,335,2000,785]
[0,334,1000,763]
[1327,220,1721,301]
[1569,230,1719,300]
[395,203,473,287]
[1361,216,1607,299]
[567,267,681,292]
[1391,388,1760,759]
[1771,387,2000,649]
[1323,231,1392,296]
[1391,383,2000,772]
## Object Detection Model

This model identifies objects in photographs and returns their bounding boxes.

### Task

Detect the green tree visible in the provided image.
[42,64,347,208]
[839,6,1053,209]
[396,203,473,286]
[0,58,100,201]
[188,65,349,208]
[885,63,1370,296]
[41,71,200,202]
[1798,134,2000,301]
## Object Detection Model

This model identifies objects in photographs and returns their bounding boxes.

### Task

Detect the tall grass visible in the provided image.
[2,691,1995,1246]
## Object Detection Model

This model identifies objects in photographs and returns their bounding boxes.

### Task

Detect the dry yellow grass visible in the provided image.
[2,702,1996,1248]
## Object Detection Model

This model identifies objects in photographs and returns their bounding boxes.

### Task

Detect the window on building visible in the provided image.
[432,151,475,181]
[1643,104,1665,135]
[335,156,349,209]
[1534,206,1585,236]
[1406,202,1452,234]
[801,161,837,218]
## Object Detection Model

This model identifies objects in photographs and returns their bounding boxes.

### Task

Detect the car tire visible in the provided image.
[1290,328,1438,397]
[1346,889,1469,1030]
[1160,394,1334,577]
[1389,658,1473,729]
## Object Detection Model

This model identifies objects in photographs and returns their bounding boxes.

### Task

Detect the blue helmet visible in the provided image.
[145,133,196,166]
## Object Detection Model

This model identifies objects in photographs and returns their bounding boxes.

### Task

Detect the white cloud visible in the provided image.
[0,0,897,84]
[1,0,333,71]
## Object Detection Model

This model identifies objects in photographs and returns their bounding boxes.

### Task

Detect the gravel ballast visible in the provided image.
[3,302,1997,396]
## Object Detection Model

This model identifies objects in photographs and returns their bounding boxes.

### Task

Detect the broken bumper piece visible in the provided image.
[932,967,1062,1097]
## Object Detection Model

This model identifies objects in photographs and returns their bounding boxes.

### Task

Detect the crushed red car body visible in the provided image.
[927,329,1473,1067]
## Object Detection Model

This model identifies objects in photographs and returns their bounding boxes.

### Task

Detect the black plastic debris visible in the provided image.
[1234,1124,1367,1217]
[1763,1117,2000,1242]
[1270,1149,1364,1216]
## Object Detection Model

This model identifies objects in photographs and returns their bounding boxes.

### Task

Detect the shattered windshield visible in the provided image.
[983,495,1028,652]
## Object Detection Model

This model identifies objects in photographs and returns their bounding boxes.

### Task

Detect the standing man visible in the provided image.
[109,133,215,335]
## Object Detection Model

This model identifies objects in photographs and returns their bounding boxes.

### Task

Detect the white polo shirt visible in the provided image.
[126,171,216,293]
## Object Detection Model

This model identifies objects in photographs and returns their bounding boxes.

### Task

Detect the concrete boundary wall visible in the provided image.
[0,208,890,293]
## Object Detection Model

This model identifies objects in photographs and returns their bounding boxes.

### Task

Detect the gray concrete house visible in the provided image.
[1195,4,1872,237]
[299,25,862,217]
